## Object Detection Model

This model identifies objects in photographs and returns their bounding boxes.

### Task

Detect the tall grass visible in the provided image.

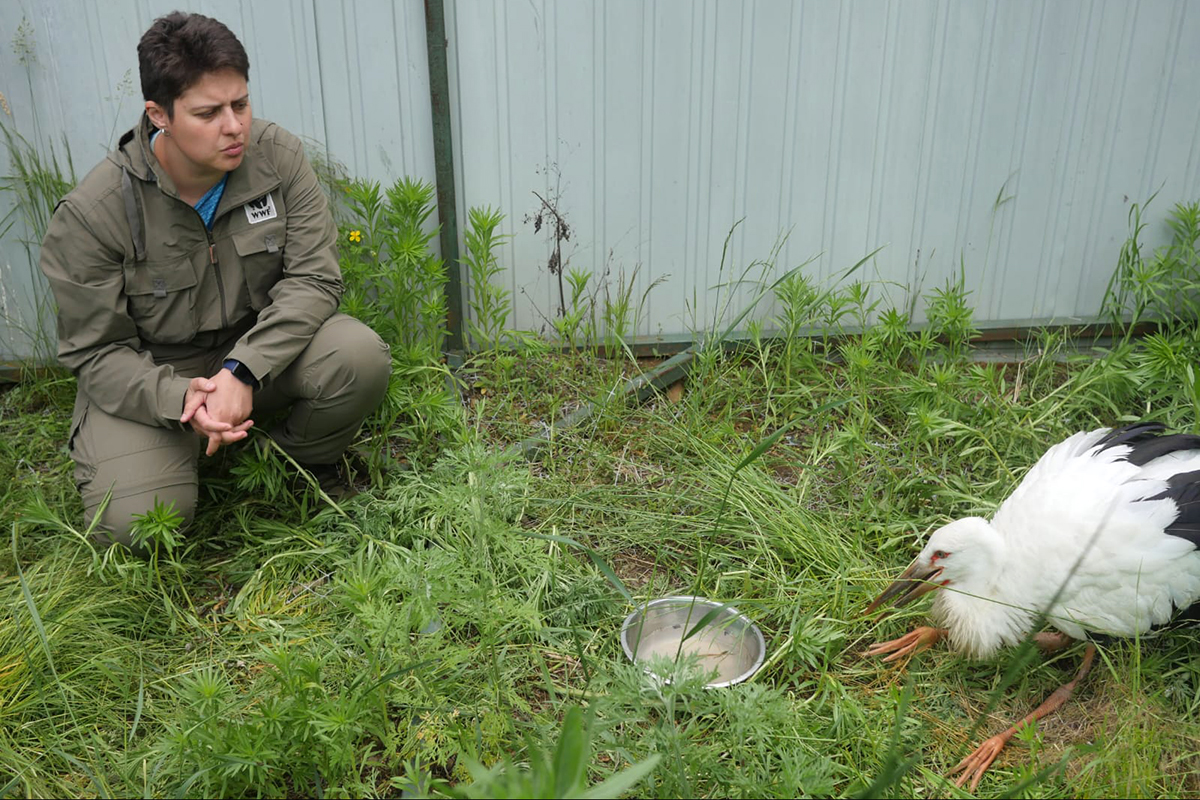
[3,119,1200,798]
[0,120,75,366]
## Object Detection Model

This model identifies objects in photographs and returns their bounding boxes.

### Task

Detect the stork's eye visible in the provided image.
[933,550,949,560]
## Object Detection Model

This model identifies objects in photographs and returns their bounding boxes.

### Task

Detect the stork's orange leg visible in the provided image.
[950,643,1096,792]
[865,626,947,662]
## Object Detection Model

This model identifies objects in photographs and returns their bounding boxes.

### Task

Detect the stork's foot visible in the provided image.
[865,626,946,662]
[945,643,1097,792]
[950,733,1009,792]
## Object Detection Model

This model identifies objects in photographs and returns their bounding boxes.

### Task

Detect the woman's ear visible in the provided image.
[145,100,170,131]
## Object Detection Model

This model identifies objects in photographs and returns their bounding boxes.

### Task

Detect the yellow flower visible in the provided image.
[348,230,362,243]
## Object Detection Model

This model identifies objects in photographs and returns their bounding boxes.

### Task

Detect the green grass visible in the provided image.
[5,305,1200,798]
[3,137,1199,796]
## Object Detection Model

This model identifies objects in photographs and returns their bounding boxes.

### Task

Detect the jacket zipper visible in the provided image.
[141,166,243,332]
[188,200,231,330]
[206,228,230,330]
[158,188,233,330]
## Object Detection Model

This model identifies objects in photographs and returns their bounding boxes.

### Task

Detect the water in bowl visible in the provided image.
[629,619,750,684]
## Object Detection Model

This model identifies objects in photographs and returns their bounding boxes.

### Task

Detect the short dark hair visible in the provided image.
[137,12,250,118]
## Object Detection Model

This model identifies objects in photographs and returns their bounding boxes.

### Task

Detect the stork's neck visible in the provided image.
[930,524,1033,658]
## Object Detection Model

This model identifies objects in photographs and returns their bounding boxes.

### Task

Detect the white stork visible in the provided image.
[865,422,1200,791]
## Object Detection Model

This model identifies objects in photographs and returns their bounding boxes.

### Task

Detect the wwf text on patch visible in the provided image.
[244,193,278,224]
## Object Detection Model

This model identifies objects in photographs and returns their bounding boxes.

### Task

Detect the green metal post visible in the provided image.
[424,0,464,353]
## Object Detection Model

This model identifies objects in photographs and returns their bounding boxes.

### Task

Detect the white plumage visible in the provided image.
[866,422,1200,789]
[871,423,1200,653]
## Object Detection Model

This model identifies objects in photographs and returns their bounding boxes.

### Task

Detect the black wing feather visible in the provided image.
[1141,468,1200,627]
[1146,470,1200,548]
[1102,431,1200,629]
[1096,422,1200,467]
[1094,422,1168,451]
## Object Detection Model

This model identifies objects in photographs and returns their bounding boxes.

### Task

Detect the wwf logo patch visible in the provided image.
[244,193,278,224]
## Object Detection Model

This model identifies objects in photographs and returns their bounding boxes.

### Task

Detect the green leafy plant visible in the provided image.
[463,205,514,354]
[1103,197,1200,331]
[922,266,979,360]
[230,438,288,499]
[128,499,185,554]
[454,707,661,799]
[552,267,595,350]
[338,177,447,361]
[337,177,463,462]
[154,644,396,797]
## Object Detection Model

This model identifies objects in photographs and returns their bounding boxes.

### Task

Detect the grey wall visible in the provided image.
[3,0,1199,359]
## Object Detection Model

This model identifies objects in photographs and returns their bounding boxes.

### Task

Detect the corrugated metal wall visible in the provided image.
[452,0,1200,340]
[2,0,1199,358]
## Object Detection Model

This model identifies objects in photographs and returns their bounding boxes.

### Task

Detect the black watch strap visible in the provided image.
[223,358,259,388]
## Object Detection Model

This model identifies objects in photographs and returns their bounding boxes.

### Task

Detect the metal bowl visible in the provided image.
[620,596,766,688]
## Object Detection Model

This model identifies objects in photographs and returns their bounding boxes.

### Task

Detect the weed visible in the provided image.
[528,188,573,318]
[1,19,77,366]
[601,262,662,358]
[452,706,660,799]
[462,205,514,355]
[128,499,185,554]
[337,177,464,464]
[1103,197,1200,331]
[338,177,446,360]
[553,267,595,350]
[923,264,979,360]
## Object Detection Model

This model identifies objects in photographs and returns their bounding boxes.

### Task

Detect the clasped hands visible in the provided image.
[180,368,255,456]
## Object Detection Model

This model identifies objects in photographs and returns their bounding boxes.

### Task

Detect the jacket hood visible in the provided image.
[111,113,158,182]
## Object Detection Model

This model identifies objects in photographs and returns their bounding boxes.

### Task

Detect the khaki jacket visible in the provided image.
[40,114,342,429]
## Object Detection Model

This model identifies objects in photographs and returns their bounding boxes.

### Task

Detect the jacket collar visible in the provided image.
[112,113,282,211]
[112,113,159,183]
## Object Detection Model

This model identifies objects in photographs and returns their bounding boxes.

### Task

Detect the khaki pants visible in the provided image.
[68,313,391,548]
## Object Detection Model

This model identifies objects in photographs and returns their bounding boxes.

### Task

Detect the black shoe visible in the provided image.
[298,460,360,503]
[348,444,413,477]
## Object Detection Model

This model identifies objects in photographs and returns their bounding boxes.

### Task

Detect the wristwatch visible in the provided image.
[222,358,259,389]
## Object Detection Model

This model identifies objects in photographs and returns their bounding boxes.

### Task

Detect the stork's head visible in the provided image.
[866,517,999,616]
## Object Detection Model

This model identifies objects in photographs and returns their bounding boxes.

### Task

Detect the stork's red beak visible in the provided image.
[865,559,945,616]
